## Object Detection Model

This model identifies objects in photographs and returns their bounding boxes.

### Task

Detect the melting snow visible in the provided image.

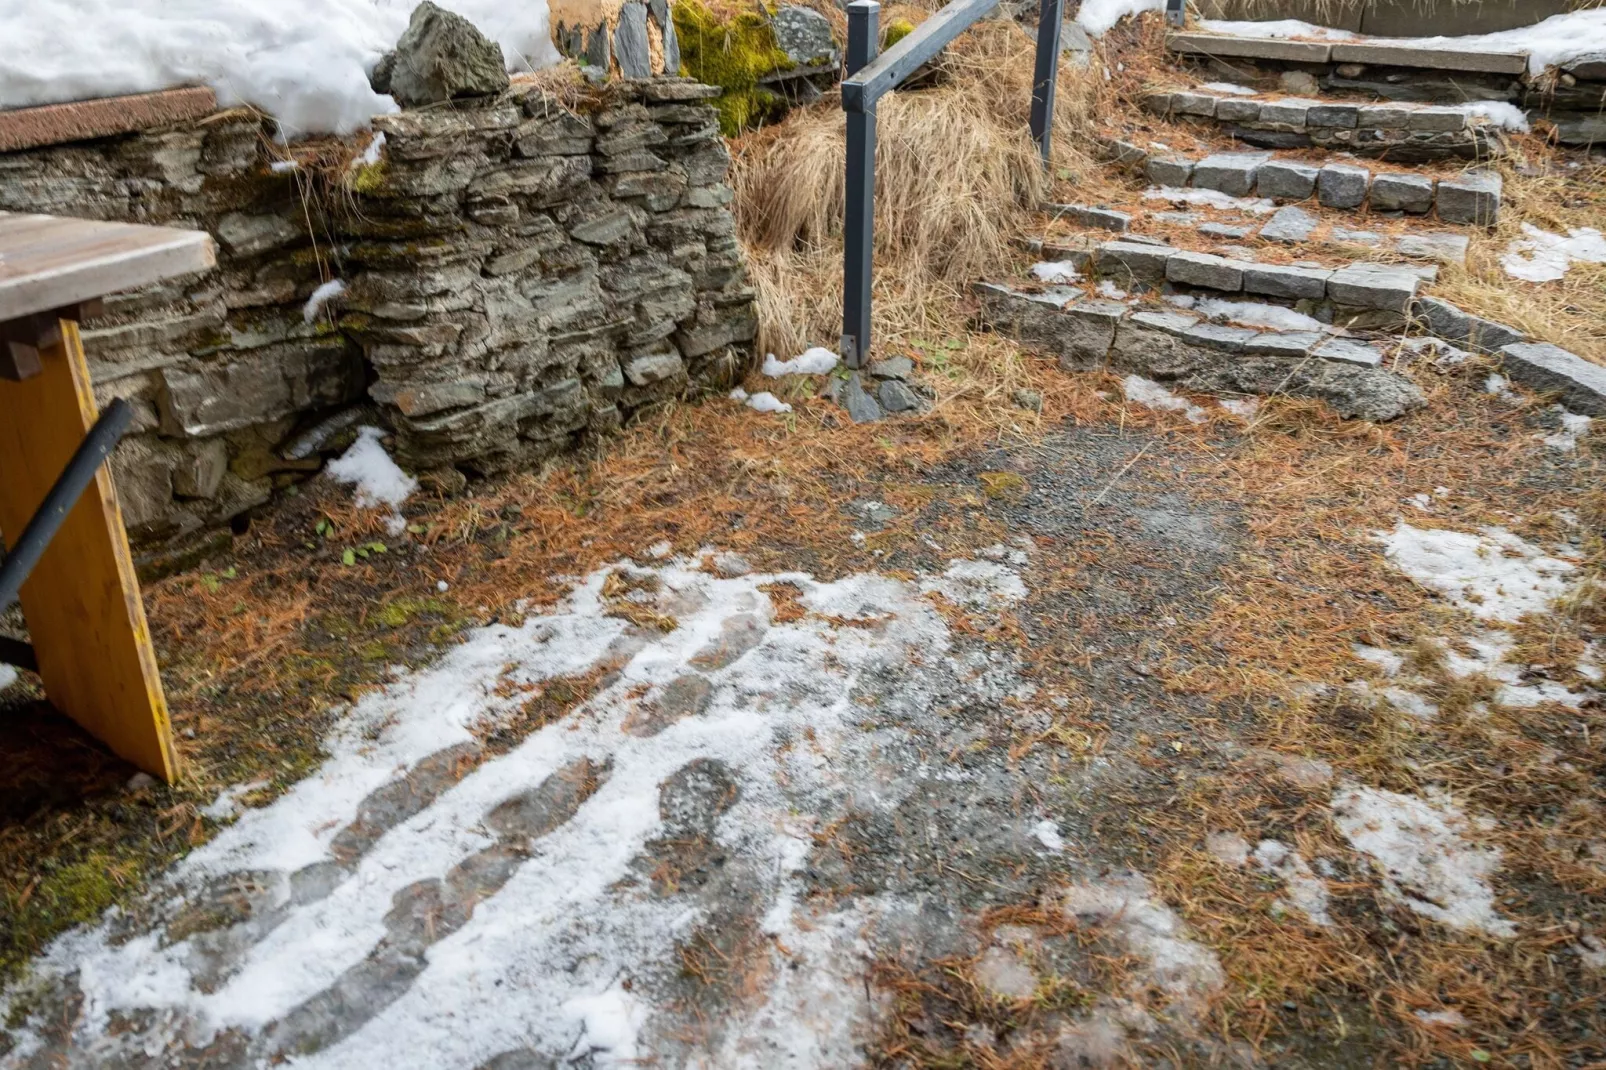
[728,387,793,415]
[920,558,1029,610]
[1076,0,1164,36]
[1200,81,1257,96]
[1187,296,1326,333]
[1123,375,1208,424]
[302,279,346,324]
[1376,522,1577,622]
[1144,186,1277,214]
[1252,840,1333,927]
[1332,785,1514,937]
[1096,280,1129,300]
[1197,19,1358,40]
[1456,101,1530,133]
[0,665,16,693]
[762,348,839,377]
[1219,397,1260,419]
[1500,224,1606,283]
[1031,260,1084,284]
[1542,408,1592,452]
[1033,820,1066,852]
[326,426,416,535]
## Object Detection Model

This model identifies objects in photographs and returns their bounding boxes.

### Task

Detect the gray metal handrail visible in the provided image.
[838,0,1065,367]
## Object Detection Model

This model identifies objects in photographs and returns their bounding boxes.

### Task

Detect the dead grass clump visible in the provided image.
[730,15,1108,360]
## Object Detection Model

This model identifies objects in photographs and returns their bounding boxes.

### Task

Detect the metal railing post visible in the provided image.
[1165,0,1186,27]
[1029,0,1064,169]
[841,0,880,369]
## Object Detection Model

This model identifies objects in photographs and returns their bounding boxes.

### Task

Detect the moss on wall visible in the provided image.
[883,17,915,49]
[672,0,795,135]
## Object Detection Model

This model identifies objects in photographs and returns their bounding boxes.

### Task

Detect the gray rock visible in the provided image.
[841,372,883,423]
[215,212,303,258]
[1255,161,1319,202]
[1370,172,1434,213]
[772,5,838,66]
[1258,205,1319,243]
[1146,154,1195,188]
[1279,70,1321,96]
[1468,316,1524,352]
[173,438,229,499]
[867,355,913,379]
[623,351,684,386]
[1192,152,1272,197]
[1242,263,1330,300]
[1407,106,1468,133]
[1172,92,1217,116]
[1129,310,1202,336]
[1307,103,1359,129]
[1396,232,1469,266]
[1198,222,1252,239]
[614,3,653,78]
[1257,100,1311,128]
[1094,241,1173,282]
[1326,263,1420,312]
[1499,343,1606,416]
[1099,137,1149,169]
[1437,170,1502,226]
[1313,339,1383,367]
[1357,103,1413,129]
[1166,251,1244,292]
[1011,388,1043,412]
[1317,163,1370,209]
[1044,203,1131,232]
[384,1,510,108]
[1411,295,1471,343]
[1245,330,1323,357]
[1328,225,1382,247]
[1183,323,1258,352]
[1215,98,1262,123]
[878,379,922,413]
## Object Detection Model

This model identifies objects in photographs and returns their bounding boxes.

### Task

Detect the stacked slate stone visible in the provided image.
[0,79,756,546]
[349,78,755,474]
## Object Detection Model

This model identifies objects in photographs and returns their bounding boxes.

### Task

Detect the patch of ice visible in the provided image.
[1190,296,1325,333]
[1197,19,1358,41]
[0,665,16,693]
[561,985,647,1067]
[1123,375,1208,424]
[1484,373,1519,401]
[1076,0,1164,36]
[1332,784,1514,937]
[1382,686,1439,720]
[1353,644,1404,676]
[1206,831,1250,867]
[202,779,272,822]
[1031,260,1084,284]
[1060,873,1224,1011]
[302,279,346,324]
[1219,397,1260,419]
[1500,223,1606,283]
[270,159,301,174]
[1456,101,1530,133]
[1542,408,1592,452]
[1096,280,1129,300]
[1407,493,1433,512]
[763,347,839,377]
[1415,1009,1468,1028]
[0,0,563,138]
[1376,522,1577,622]
[1200,81,1257,96]
[1033,820,1066,852]
[921,558,1029,610]
[1252,840,1332,927]
[1143,186,1276,214]
[326,426,416,535]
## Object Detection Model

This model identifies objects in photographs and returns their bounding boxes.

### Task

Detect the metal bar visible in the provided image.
[1165,0,1186,27]
[841,0,997,112]
[1029,0,1064,168]
[0,397,134,614]
[841,0,880,368]
[0,636,37,673]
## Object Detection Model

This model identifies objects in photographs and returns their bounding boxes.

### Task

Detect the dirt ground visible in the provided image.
[1,338,1602,1068]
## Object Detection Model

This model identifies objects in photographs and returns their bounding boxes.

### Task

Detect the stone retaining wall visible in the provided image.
[0,78,756,547]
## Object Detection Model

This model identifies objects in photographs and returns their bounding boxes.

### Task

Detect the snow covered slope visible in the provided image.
[0,0,561,138]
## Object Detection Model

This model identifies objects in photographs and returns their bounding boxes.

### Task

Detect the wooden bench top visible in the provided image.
[0,211,216,323]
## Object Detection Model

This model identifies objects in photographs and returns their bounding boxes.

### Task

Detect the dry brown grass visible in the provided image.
[729,13,1109,363]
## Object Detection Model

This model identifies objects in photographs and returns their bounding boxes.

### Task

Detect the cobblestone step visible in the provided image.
[1143,86,1504,163]
[1165,31,1529,76]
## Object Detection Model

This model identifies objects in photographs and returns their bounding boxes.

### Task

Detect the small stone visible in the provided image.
[1314,339,1383,367]
[841,373,883,423]
[1370,172,1435,214]
[384,1,510,108]
[1011,388,1043,412]
[1437,170,1502,226]
[1279,70,1321,96]
[127,772,158,791]
[1317,163,1370,209]
[1193,151,1272,198]
[1407,106,1468,133]
[1172,92,1217,116]
[1334,62,1367,78]
[1307,103,1359,129]
[1255,160,1319,202]
[1044,203,1132,232]
[1396,232,1469,266]
[1146,155,1194,188]
[877,379,922,413]
[1328,225,1382,247]
[866,355,913,380]
[1258,205,1319,244]
[623,351,684,386]
[772,5,839,67]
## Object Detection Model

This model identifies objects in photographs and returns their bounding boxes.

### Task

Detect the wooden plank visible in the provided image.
[0,86,217,154]
[0,212,215,323]
[0,318,178,780]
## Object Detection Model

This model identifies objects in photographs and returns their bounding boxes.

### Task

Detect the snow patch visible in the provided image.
[1219,397,1260,419]
[1144,186,1277,214]
[1197,19,1358,41]
[1033,820,1065,853]
[1031,260,1084,284]
[763,348,839,377]
[302,279,346,324]
[326,426,416,534]
[1095,280,1129,301]
[1377,522,1576,623]
[0,665,16,693]
[1500,223,1606,283]
[1456,101,1530,133]
[1200,81,1257,96]
[1332,785,1514,937]
[921,558,1029,610]
[1252,840,1332,927]
[1123,375,1208,424]
[1541,408,1592,452]
[1189,296,1326,333]
[0,0,563,138]
[729,387,793,415]
[1076,0,1164,37]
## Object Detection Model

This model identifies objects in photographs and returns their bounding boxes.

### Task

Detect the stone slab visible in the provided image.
[1314,338,1384,367]
[1370,172,1435,214]
[1256,161,1319,202]
[1167,33,1333,64]
[1243,263,1331,300]
[0,86,218,153]
[1257,100,1312,128]
[1329,43,1528,76]
[1326,263,1420,312]
[1193,151,1271,198]
[1259,205,1319,244]
[1184,323,1258,352]
[1499,343,1606,416]
[1043,203,1131,232]
[1437,170,1502,226]
[1245,330,1323,357]
[1146,156,1195,188]
[1167,251,1244,291]
[1407,106,1470,133]
[1318,163,1370,209]
[1095,241,1174,282]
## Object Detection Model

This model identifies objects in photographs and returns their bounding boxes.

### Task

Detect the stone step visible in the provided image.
[1166,31,1529,77]
[1135,146,1501,226]
[970,280,1425,421]
[1142,87,1506,162]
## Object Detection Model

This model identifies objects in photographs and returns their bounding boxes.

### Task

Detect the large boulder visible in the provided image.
[373,2,510,108]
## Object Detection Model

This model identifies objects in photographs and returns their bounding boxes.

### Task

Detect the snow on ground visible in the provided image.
[0,0,562,137]
[1198,10,1606,75]
[1168,294,1328,333]
[1096,280,1129,300]
[762,348,839,377]
[1200,81,1257,96]
[0,551,1039,1068]
[326,426,417,534]
[1219,397,1260,419]
[919,556,1030,610]
[729,387,792,414]
[1543,409,1593,452]
[1031,260,1084,284]
[1077,0,1164,37]
[1376,522,1577,624]
[1033,820,1066,852]
[1123,375,1208,424]
[1501,224,1606,283]
[1332,785,1515,938]
[1456,101,1530,134]
[1143,186,1277,214]
[1206,833,1332,926]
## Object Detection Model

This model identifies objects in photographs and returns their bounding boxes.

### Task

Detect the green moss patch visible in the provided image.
[672,0,795,135]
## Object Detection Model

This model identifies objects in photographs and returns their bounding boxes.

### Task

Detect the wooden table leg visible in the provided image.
[0,316,178,781]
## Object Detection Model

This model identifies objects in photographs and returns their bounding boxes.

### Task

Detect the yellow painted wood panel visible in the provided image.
[0,318,177,780]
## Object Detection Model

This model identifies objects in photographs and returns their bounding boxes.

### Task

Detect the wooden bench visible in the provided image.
[0,211,215,782]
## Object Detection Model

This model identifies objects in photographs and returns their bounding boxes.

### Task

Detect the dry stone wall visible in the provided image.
[0,78,756,547]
